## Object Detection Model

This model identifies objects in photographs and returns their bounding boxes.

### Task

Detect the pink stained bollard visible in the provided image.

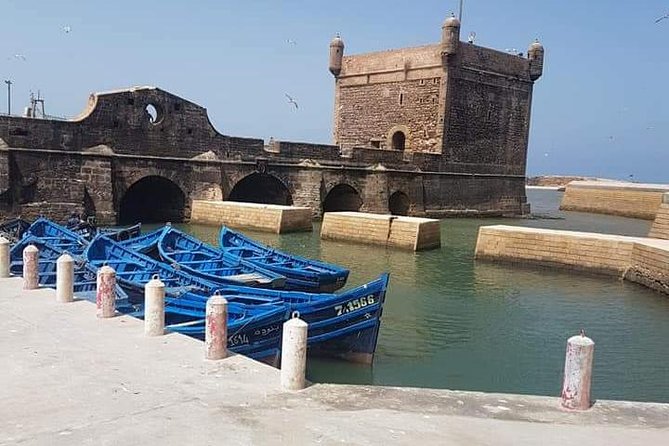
[22,244,39,290]
[205,296,228,360]
[96,265,116,318]
[560,330,595,410]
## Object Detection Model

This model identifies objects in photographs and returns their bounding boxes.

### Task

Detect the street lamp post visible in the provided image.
[4,80,12,116]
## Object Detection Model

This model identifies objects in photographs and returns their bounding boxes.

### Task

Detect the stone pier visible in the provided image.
[649,193,669,240]
[560,181,669,220]
[475,225,669,295]
[321,212,441,251]
[190,200,313,233]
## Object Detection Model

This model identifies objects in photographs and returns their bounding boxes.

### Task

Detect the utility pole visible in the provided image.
[4,80,12,116]
[459,0,464,22]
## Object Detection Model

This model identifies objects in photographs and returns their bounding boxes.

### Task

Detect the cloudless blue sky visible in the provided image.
[1,0,667,182]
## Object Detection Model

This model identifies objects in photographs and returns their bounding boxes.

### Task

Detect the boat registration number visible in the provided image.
[334,294,376,316]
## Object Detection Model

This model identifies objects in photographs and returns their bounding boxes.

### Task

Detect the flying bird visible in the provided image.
[63,25,72,33]
[655,13,669,23]
[286,39,297,45]
[7,54,26,61]
[285,93,298,110]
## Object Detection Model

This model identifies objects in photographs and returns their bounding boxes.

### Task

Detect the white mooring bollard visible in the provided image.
[96,265,116,318]
[22,244,39,290]
[56,253,74,303]
[205,295,228,360]
[144,275,165,336]
[280,314,308,391]
[560,330,595,410]
[0,236,10,278]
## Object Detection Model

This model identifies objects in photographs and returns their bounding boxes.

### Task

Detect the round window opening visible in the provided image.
[145,103,164,125]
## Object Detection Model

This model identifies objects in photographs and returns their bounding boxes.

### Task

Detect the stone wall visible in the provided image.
[648,194,669,240]
[475,225,669,295]
[560,181,669,220]
[191,201,312,233]
[321,212,441,251]
[0,86,532,223]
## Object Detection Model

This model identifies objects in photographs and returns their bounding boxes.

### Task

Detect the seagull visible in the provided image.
[286,39,297,45]
[285,93,298,110]
[655,13,669,23]
[467,32,476,44]
[63,25,72,33]
[7,54,26,61]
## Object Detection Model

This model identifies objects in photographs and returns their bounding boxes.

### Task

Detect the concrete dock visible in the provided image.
[190,200,313,233]
[2,277,669,445]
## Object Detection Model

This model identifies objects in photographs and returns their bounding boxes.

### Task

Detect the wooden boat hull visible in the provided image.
[219,226,349,292]
[158,226,286,289]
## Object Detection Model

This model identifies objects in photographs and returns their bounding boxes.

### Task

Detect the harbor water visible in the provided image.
[177,189,669,403]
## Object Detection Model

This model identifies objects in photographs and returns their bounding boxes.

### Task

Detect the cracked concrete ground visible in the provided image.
[1,278,668,445]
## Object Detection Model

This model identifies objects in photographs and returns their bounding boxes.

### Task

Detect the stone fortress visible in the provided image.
[0,15,544,225]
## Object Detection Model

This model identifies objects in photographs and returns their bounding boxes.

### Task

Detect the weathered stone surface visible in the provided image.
[0,25,541,226]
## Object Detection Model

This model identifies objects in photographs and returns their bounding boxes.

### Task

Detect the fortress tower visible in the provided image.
[330,16,544,177]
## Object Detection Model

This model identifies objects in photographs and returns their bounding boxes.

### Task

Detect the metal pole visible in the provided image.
[4,80,11,116]
[459,0,464,22]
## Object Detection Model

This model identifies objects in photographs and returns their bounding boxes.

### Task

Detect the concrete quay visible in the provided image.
[2,277,669,446]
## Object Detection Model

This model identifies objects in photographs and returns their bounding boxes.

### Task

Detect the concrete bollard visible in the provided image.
[22,244,39,290]
[560,330,595,410]
[56,253,74,303]
[0,237,10,278]
[96,265,116,318]
[280,315,308,391]
[144,274,165,336]
[205,295,228,360]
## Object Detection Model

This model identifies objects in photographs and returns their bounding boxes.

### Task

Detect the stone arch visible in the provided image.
[388,191,411,216]
[322,184,363,212]
[118,176,187,224]
[387,124,410,151]
[227,172,293,205]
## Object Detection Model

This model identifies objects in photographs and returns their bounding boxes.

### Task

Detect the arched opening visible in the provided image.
[388,191,410,216]
[119,176,186,224]
[323,184,362,213]
[391,131,406,150]
[228,173,293,205]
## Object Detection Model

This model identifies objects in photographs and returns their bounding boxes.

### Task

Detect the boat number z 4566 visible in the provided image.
[334,294,376,316]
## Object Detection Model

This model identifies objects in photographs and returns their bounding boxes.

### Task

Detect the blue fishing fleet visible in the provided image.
[2,217,390,365]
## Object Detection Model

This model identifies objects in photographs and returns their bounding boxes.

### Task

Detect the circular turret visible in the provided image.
[528,39,544,81]
[441,15,461,57]
[329,34,345,77]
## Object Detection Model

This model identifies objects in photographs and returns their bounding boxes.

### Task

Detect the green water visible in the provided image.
[178,189,669,403]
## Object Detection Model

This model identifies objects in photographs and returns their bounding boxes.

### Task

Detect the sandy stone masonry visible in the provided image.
[475,225,669,295]
[321,212,441,251]
[649,193,669,240]
[191,201,312,233]
[561,181,669,220]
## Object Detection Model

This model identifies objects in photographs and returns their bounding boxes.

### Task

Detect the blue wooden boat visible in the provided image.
[84,234,219,302]
[0,217,30,243]
[10,235,131,307]
[211,273,390,364]
[157,226,286,288]
[85,233,390,364]
[136,295,288,364]
[219,226,349,292]
[24,217,90,255]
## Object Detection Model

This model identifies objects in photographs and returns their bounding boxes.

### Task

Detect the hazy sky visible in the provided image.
[1,0,667,182]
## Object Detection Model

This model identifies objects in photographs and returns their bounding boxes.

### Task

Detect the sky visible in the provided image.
[1,0,667,182]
